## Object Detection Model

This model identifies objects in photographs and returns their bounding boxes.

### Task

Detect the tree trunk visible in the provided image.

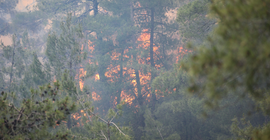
[135,68,143,106]
[131,2,145,140]
[93,0,98,16]
[149,7,157,111]
[107,122,110,140]
[150,7,155,68]
[117,48,124,104]
[67,115,72,129]
[9,35,16,93]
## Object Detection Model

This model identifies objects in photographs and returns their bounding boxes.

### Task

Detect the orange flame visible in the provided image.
[95,74,100,81]
[92,91,101,101]
[175,46,192,62]
[104,64,121,82]
[72,113,82,120]
[137,29,150,49]
[88,40,95,53]
[79,67,87,90]
[111,51,121,60]
[121,90,135,105]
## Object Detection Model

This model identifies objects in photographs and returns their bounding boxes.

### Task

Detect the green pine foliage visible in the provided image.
[177,0,215,44]
[0,34,31,94]
[0,81,76,140]
[28,53,50,88]
[80,104,132,140]
[181,0,270,139]
[183,0,270,113]
[4,0,270,139]
[46,13,85,80]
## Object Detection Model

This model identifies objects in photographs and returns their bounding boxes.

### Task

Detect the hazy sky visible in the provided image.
[0,0,35,45]
[16,0,36,12]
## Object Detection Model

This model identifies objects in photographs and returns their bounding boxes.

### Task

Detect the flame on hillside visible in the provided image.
[78,44,87,90]
[137,29,150,49]
[175,46,191,63]
[88,40,95,54]
[121,90,135,105]
[72,113,82,120]
[136,29,162,68]
[108,28,162,105]
[79,67,87,90]
[92,91,101,101]
[105,64,121,82]
[95,74,100,81]
[78,28,187,106]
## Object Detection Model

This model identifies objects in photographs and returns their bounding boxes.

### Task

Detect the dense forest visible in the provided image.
[0,0,270,139]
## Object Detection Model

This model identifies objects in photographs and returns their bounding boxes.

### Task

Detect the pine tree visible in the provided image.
[151,65,259,139]
[0,81,76,140]
[46,13,85,81]
[182,0,270,139]
[0,34,31,94]
[177,0,215,44]
[22,52,51,90]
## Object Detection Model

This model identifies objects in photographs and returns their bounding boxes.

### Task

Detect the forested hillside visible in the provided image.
[0,0,269,139]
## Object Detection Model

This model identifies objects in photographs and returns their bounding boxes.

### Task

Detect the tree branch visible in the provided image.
[109,110,118,122]
[101,130,108,140]
[156,127,164,140]
[110,122,126,136]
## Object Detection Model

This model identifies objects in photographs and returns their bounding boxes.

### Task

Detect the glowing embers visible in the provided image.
[113,96,117,106]
[126,68,152,104]
[92,91,101,101]
[70,110,89,128]
[137,29,150,49]
[123,49,130,59]
[72,112,82,121]
[121,90,135,105]
[88,40,95,54]
[87,40,97,65]
[175,46,192,63]
[95,74,100,81]
[79,67,87,90]
[80,110,87,116]
[142,85,151,102]
[111,51,121,60]
[105,64,121,82]
[139,70,151,85]
[136,29,163,68]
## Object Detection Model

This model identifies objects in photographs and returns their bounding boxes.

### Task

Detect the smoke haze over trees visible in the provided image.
[0,0,270,139]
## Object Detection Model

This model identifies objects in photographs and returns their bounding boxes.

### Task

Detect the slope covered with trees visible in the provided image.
[0,0,269,139]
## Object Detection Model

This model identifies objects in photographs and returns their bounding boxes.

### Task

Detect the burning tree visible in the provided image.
[71,89,132,140]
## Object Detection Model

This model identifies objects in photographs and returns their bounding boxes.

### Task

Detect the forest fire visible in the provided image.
[71,26,165,121]
[137,29,150,49]
[95,74,100,81]
[111,52,121,60]
[175,46,192,62]
[105,64,121,82]
[88,40,95,54]
[77,26,182,107]
[121,90,135,105]
[79,67,87,90]
[72,112,82,120]
[92,91,101,101]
